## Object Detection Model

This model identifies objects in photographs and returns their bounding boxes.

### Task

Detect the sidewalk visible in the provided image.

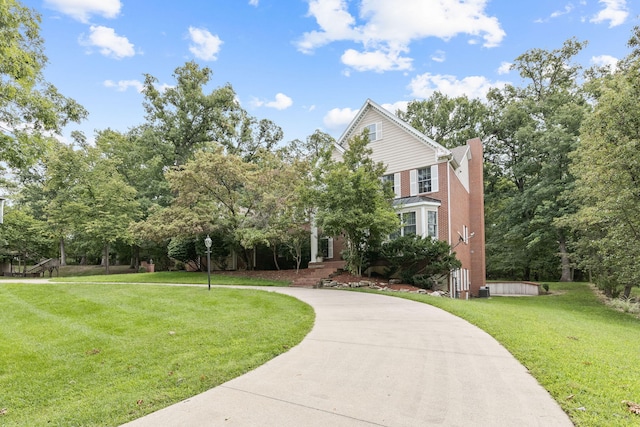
[121,287,573,426]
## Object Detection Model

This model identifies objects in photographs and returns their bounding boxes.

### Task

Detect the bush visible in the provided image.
[378,235,461,289]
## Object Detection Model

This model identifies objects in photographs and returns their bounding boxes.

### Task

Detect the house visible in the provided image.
[310,99,486,298]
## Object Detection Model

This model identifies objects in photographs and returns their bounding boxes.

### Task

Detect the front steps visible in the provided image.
[291,260,346,288]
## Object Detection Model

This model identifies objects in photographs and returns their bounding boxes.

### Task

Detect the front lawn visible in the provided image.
[385,283,640,426]
[50,271,289,287]
[0,283,313,426]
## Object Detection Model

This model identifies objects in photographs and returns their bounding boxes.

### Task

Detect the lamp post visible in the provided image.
[204,234,212,291]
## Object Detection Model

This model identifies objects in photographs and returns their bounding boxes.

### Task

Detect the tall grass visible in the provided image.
[0,283,313,426]
[381,283,640,427]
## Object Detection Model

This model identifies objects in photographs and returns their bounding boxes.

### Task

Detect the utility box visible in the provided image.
[479,287,490,298]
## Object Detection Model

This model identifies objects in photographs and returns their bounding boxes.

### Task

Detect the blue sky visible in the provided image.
[21,0,638,144]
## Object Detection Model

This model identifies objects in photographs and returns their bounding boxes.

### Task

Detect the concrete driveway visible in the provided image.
[121,287,572,426]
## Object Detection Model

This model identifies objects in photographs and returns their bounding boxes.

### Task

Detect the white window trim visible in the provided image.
[410,169,418,196]
[364,122,382,142]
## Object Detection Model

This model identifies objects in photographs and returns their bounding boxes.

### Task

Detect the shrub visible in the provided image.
[378,235,461,289]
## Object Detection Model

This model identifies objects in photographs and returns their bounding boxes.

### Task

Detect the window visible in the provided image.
[381,174,394,194]
[418,167,432,193]
[391,212,416,239]
[411,165,438,195]
[402,212,417,236]
[364,123,380,141]
[427,211,438,238]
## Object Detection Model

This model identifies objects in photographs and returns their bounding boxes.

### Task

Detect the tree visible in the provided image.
[397,92,487,148]
[42,136,140,273]
[483,38,589,281]
[0,0,86,169]
[313,131,399,276]
[0,205,52,273]
[142,61,284,167]
[136,148,261,268]
[565,28,640,297]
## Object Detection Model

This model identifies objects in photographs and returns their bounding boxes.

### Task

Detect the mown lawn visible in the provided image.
[383,283,640,427]
[50,271,289,287]
[0,282,313,426]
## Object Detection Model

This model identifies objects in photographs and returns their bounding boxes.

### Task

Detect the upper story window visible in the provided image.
[410,166,438,195]
[418,167,433,193]
[381,174,394,194]
[364,123,381,142]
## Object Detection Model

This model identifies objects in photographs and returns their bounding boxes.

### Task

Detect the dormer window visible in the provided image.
[364,123,381,141]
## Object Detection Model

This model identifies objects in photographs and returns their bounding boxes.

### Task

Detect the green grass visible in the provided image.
[374,283,640,427]
[0,283,314,426]
[50,271,289,287]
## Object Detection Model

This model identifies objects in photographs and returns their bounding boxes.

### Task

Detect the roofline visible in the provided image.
[336,99,451,158]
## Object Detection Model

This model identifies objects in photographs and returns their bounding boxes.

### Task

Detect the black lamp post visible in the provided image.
[204,234,212,291]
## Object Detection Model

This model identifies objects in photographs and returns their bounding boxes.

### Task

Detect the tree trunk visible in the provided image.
[59,238,67,266]
[558,237,572,282]
[130,245,140,270]
[623,285,632,299]
[104,242,110,275]
[272,245,280,270]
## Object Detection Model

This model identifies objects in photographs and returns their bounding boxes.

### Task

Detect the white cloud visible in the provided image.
[188,27,223,61]
[251,93,293,110]
[591,54,619,72]
[551,4,575,18]
[431,50,446,63]
[297,0,505,72]
[249,0,259,5]
[535,4,575,22]
[591,0,629,27]
[497,61,512,75]
[104,79,144,92]
[323,107,359,130]
[341,48,412,72]
[296,0,358,54]
[44,0,121,23]
[381,101,409,115]
[409,73,507,100]
[80,25,135,59]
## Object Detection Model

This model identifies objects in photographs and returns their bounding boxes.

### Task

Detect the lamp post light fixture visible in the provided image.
[204,234,212,291]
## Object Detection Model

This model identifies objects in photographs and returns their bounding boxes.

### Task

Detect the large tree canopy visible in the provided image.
[483,38,589,281]
[397,92,487,148]
[565,29,640,297]
[0,0,86,169]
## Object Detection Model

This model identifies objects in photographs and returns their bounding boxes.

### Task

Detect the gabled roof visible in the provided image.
[335,99,452,159]
[449,144,471,170]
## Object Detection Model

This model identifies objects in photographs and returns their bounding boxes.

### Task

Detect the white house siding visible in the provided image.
[349,109,438,173]
[454,160,470,193]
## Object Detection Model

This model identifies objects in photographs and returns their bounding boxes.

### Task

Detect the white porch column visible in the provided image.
[310,224,319,262]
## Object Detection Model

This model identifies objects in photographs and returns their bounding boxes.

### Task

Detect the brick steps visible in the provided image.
[291,261,346,288]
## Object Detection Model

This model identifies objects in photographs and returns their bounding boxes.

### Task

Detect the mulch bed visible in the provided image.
[212,269,421,291]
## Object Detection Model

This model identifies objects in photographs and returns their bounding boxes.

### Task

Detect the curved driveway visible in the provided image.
[122,287,573,427]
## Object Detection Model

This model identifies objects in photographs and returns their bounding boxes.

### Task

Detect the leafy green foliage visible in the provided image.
[397,92,488,148]
[483,38,589,281]
[0,0,86,169]
[379,235,461,288]
[312,131,399,276]
[564,29,640,297]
